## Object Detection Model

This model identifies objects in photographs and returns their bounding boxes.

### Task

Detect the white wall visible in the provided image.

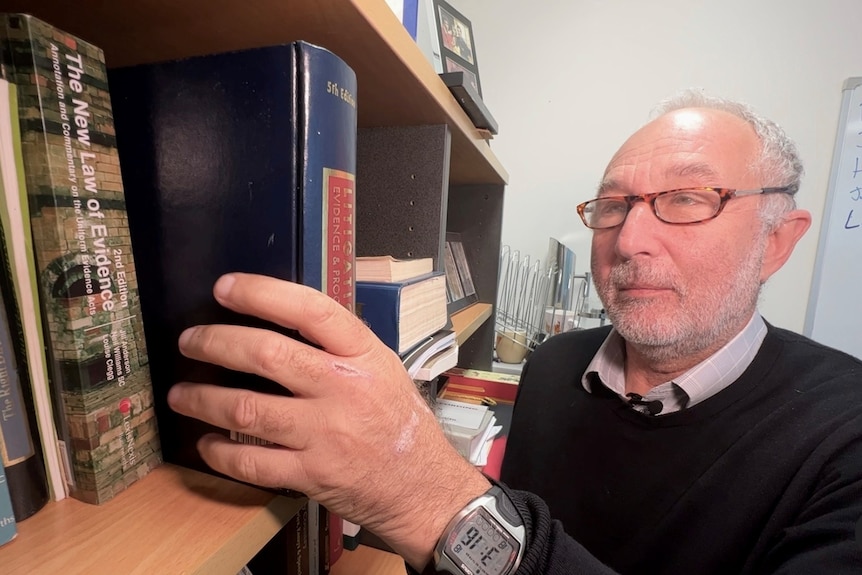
[458,0,862,332]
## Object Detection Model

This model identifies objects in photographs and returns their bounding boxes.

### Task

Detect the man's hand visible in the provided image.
[166,273,490,568]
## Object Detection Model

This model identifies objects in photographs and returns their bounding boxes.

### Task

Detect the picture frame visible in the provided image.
[439,71,498,134]
[444,232,479,315]
[432,0,482,96]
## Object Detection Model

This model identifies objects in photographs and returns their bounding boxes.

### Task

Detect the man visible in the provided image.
[167,91,862,574]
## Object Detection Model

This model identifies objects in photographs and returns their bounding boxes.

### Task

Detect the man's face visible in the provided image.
[590,108,769,360]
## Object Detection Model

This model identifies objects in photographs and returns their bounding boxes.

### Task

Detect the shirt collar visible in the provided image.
[581,312,767,411]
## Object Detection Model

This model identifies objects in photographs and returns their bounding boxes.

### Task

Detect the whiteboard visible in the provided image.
[804,77,862,359]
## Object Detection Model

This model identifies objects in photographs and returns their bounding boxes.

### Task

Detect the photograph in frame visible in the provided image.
[450,240,476,297]
[432,0,481,96]
[444,232,479,315]
[444,241,465,303]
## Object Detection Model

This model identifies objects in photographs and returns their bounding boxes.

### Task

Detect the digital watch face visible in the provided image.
[443,507,519,575]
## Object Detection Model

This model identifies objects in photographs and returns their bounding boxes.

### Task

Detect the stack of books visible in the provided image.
[356,255,458,382]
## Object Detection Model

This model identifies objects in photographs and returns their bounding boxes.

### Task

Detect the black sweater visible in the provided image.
[500,324,862,574]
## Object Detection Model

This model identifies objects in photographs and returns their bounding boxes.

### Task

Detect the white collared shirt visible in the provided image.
[581,313,768,415]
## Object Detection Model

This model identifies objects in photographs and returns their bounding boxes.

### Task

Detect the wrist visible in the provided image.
[390,465,491,570]
[409,482,527,575]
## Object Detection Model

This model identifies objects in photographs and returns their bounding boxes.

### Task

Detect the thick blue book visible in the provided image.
[357,271,448,354]
[109,42,357,474]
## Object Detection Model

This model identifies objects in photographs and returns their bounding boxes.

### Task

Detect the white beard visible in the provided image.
[593,240,765,362]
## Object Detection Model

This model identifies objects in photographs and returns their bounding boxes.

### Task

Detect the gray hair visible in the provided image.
[651,89,802,230]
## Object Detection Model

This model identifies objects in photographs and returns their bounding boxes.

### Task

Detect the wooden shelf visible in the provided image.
[1,464,304,575]
[331,545,408,575]
[0,2,507,571]
[451,302,493,345]
[4,0,507,187]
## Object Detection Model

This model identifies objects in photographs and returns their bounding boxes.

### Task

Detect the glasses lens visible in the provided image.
[654,189,722,223]
[582,197,628,228]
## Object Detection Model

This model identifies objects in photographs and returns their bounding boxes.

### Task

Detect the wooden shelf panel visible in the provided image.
[451,302,493,346]
[1,464,304,575]
[331,545,408,575]
[3,0,507,186]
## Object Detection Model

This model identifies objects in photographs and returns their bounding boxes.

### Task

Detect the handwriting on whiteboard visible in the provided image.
[845,102,862,229]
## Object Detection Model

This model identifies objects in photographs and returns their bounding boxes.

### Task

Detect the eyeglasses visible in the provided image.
[576,187,793,230]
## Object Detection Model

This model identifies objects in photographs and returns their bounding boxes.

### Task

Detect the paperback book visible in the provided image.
[0,262,49,519]
[0,77,52,514]
[401,328,457,380]
[0,13,163,504]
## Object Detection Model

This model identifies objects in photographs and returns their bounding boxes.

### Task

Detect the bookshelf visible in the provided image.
[331,545,409,575]
[0,0,509,571]
[2,464,305,575]
[451,302,494,346]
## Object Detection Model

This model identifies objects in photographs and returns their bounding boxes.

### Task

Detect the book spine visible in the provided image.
[0,260,49,520]
[298,43,357,313]
[0,78,53,516]
[307,499,320,574]
[0,458,16,547]
[356,282,402,352]
[0,13,162,504]
[403,0,420,38]
[327,509,344,569]
[442,370,520,403]
[297,502,311,574]
[109,42,357,476]
[319,505,331,574]
[245,495,311,575]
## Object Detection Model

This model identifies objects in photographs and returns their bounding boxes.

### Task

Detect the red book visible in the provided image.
[328,509,344,569]
[440,367,520,403]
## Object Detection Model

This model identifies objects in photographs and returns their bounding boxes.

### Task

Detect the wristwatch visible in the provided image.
[432,485,526,575]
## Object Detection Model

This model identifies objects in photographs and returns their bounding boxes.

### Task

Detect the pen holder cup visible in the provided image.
[496,329,529,364]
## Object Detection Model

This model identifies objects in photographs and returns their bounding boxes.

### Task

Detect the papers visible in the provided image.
[471,422,502,466]
[434,398,502,465]
[435,398,487,429]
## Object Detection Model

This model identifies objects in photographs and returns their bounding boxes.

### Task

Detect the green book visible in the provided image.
[0,13,162,504]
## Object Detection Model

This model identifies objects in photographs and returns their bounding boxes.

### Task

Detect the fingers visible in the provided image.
[195,433,309,490]
[167,382,311,449]
[178,322,347,397]
[211,273,374,358]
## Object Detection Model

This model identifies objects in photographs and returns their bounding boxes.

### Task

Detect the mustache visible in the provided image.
[607,261,683,294]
